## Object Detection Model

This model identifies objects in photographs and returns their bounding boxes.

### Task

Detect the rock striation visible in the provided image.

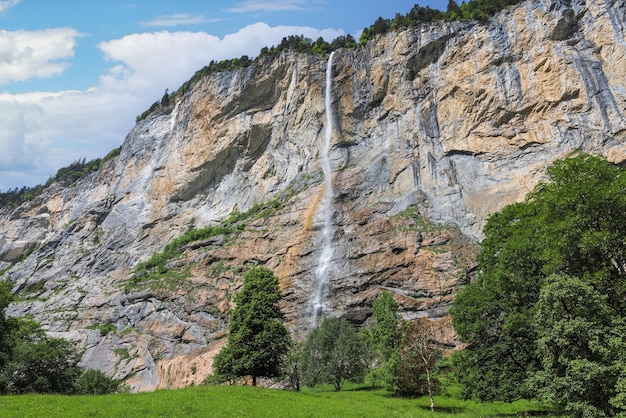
[0,0,624,391]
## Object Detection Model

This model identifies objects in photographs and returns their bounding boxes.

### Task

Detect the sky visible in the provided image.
[0,0,448,191]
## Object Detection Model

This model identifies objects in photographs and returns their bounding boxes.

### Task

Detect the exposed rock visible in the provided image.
[0,0,623,391]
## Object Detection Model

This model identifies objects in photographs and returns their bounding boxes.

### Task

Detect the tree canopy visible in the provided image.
[213,267,291,386]
[362,291,405,390]
[301,316,368,391]
[0,280,121,395]
[451,152,626,416]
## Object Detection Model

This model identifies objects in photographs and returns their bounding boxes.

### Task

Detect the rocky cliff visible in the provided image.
[0,0,624,391]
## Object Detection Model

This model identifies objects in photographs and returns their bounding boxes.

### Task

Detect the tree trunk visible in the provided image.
[425,366,435,412]
[252,375,257,387]
[420,350,435,412]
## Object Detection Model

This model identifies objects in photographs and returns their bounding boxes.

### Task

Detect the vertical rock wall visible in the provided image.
[0,0,623,391]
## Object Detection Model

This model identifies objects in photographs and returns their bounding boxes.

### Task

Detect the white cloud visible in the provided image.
[140,14,218,28]
[0,23,343,190]
[0,88,139,191]
[0,100,42,170]
[98,22,343,95]
[227,0,311,13]
[0,0,21,13]
[0,28,81,84]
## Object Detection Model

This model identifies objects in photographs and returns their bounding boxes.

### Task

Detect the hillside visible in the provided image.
[0,0,624,391]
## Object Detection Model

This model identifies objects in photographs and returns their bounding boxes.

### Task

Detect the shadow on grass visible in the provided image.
[417,405,557,417]
[416,405,468,414]
[344,386,386,392]
[497,411,556,417]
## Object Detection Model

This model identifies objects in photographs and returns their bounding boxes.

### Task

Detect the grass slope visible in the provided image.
[0,384,557,417]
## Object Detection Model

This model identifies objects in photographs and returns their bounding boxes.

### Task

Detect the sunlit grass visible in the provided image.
[0,383,558,418]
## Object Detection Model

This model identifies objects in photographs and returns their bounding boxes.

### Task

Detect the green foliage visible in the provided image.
[0,280,121,395]
[0,184,45,209]
[0,281,81,395]
[0,147,121,209]
[74,369,123,395]
[47,158,102,186]
[358,0,524,44]
[451,152,626,415]
[529,273,624,417]
[213,267,291,386]
[129,194,289,289]
[100,146,122,168]
[130,225,233,286]
[281,341,304,391]
[160,89,170,107]
[396,321,442,402]
[362,291,405,390]
[86,323,117,336]
[0,318,83,394]
[301,316,368,391]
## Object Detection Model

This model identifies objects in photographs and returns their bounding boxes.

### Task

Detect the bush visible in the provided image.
[75,369,122,395]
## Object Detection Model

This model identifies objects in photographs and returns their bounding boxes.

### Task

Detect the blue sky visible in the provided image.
[0,0,448,190]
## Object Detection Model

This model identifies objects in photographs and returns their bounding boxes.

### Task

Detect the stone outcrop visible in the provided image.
[0,0,624,391]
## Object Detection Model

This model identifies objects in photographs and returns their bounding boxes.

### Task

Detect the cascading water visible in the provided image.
[309,51,336,329]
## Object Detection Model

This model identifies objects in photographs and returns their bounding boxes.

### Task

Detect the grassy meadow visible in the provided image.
[0,383,557,417]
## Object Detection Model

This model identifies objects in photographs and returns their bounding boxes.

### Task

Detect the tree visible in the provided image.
[451,152,626,414]
[281,341,303,391]
[371,17,390,35]
[0,280,17,374]
[212,267,291,386]
[529,274,625,417]
[160,89,170,107]
[2,319,83,394]
[301,316,368,391]
[447,0,462,14]
[0,282,122,395]
[362,291,405,390]
[396,320,442,410]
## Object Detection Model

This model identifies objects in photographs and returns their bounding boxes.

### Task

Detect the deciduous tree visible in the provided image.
[301,316,367,391]
[451,152,626,415]
[213,267,290,386]
[362,291,404,390]
[0,280,86,395]
[396,320,442,410]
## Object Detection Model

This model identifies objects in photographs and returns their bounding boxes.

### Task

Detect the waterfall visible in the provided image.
[309,51,336,329]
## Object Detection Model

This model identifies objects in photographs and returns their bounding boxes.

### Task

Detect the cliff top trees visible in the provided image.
[451,152,626,415]
[213,267,290,387]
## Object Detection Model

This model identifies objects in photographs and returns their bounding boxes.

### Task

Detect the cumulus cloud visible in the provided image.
[140,14,218,28]
[0,28,81,84]
[1,22,343,189]
[98,22,343,95]
[0,0,21,13]
[0,100,41,170]
[0,87,142,191]
[0,98,48,191]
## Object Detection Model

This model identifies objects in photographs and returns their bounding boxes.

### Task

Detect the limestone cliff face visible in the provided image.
[0,0,624,391]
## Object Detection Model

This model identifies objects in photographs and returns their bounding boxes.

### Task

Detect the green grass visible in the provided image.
[125,192,291,291]
[0,384,557,418]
